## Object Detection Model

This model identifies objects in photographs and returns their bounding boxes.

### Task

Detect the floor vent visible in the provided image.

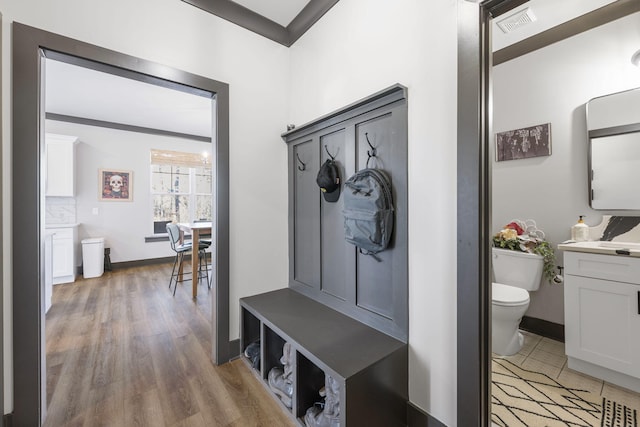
[496,7,537,34]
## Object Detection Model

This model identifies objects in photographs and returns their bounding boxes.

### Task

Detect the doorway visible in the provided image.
[457,0,640,425]
[12,23,230,426]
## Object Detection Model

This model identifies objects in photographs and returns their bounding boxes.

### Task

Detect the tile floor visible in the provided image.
[493,330,640,414]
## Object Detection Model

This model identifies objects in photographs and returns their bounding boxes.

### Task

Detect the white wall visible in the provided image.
[2,0,291,412]
[46,120,210,263]
[492,12,640,325]
[288,0,458,424]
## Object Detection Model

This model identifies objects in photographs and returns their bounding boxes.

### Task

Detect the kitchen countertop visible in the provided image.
[558,240,640,257]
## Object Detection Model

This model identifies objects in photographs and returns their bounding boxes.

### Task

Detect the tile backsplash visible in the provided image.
[45,197,76,224]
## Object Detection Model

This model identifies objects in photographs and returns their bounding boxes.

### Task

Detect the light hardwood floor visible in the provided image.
[44,263,296,427]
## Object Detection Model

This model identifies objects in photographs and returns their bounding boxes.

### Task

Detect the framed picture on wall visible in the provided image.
[99,169,133,201]
[495,123,551,162]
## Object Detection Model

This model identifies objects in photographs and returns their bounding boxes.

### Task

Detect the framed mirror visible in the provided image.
[587,87,640,209]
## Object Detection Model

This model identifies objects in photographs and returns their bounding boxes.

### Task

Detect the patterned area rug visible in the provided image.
[492,358,638,427]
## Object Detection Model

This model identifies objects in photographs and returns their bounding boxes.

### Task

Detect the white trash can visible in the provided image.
[82,237,105,279]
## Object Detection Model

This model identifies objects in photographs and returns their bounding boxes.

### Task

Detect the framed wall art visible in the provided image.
[495,123,551,162]
[99,169,133,201]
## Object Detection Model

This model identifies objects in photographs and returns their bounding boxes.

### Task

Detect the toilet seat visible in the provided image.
[492,282,529,306]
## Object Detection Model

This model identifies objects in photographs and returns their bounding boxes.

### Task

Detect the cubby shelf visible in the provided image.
[240,288,408,427]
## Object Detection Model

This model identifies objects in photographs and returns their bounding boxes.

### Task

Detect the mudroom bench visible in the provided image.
[240,288,408,427]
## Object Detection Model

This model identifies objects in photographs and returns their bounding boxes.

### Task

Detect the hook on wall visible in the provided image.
[365,133,378,168]
[296,153,306,171]
[324,145,337,161]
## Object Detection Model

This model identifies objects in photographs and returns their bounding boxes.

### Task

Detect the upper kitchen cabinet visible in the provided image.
[46,133,78,197]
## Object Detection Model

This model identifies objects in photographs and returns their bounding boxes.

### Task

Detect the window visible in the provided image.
[150,149,212,234]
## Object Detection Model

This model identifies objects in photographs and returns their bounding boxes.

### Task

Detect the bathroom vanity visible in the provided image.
[559,241,640,393]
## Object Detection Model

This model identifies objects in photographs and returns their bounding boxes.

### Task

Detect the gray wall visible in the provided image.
[492,12,640,324]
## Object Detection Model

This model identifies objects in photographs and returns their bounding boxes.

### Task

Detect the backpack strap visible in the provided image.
[359,247,382,262]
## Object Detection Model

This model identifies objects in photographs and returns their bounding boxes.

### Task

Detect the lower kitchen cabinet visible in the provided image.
[49,226,77,285]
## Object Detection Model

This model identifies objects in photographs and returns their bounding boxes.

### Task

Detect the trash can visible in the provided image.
[82,237,105,279]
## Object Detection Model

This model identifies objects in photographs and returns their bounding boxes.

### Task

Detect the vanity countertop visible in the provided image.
[45,223,79,229]
[558,240,640,257]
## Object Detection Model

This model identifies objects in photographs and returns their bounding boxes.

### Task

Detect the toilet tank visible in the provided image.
[492,247,543,291]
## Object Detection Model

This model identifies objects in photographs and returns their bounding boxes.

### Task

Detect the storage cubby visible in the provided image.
[263,326,288,381]
[240,289,407,427]
[261,325,295,413]
[240,308,261,371]
[295,352,327,422]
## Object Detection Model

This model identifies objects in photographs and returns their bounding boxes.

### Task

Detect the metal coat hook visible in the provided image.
[324,145,337,161]
[365,133,377,168]
[296,153,306,171]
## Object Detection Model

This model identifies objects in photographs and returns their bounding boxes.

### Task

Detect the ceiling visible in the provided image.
[491,0,617,51]
[45,58,213,139]
[44,0,628,139]
[180,0,339,46]
[232,0,309,27]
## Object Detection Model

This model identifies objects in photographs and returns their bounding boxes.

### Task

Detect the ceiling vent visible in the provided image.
[496,7,537,34]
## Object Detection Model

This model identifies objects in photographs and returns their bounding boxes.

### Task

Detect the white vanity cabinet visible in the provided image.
[49,226,77,285]
[564,251,640,392]
[45,133,78,197]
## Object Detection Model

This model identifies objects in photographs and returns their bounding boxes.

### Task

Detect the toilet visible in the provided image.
[492,247,543,356]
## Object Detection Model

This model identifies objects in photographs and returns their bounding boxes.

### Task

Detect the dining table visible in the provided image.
[177,221,212,298]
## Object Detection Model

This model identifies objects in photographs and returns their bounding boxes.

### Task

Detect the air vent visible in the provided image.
[496,7,537,34]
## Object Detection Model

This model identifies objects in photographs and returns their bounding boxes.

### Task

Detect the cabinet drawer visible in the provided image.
[564,251,640,284]
[50,227,74,240]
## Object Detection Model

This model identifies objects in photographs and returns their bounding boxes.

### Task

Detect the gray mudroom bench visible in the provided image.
[240,289,407,426]
[240,85,409,426]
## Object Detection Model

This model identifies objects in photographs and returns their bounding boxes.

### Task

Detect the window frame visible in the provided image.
[150,158,212,234]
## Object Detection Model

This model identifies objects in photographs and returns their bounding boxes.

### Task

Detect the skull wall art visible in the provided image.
[100,169,133,201]
[109,175,123,193]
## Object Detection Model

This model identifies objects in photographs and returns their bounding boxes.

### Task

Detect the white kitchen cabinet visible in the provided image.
[564,251,640,392]
[45,133,78,197]
[50,226,77,285]
[44,232,53,313]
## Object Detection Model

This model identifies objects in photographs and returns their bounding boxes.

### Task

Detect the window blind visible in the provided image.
[150,149,209,168]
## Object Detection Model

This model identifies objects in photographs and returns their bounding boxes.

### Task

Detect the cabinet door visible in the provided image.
[565,274,640,377]
[46,139,76,197]
[44,234,53,312]
[52,237,74,282]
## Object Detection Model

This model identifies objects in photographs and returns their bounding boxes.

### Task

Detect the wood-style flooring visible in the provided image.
[44,263,296,427]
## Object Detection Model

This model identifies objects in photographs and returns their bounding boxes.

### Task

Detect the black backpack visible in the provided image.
[342,168,394,255]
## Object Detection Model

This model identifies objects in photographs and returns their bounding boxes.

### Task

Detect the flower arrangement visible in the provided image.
[492,219,557,284]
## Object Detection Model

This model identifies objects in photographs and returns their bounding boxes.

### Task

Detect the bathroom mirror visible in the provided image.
[587,87,640,209]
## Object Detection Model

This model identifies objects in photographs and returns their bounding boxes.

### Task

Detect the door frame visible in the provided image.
[12,22,230,426]
[0,12,3,427]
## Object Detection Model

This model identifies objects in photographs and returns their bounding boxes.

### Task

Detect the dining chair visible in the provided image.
[166,223,209,295]
[193,219,213,289]
[166,223,192,295]
[193,218,212,244]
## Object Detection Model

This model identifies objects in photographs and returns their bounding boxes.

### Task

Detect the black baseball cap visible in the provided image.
[316,159,340,202]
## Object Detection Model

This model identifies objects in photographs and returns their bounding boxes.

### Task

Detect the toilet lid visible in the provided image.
[492,282,529,306]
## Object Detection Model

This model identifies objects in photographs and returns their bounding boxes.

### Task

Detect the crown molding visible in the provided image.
[181,0,340,47]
